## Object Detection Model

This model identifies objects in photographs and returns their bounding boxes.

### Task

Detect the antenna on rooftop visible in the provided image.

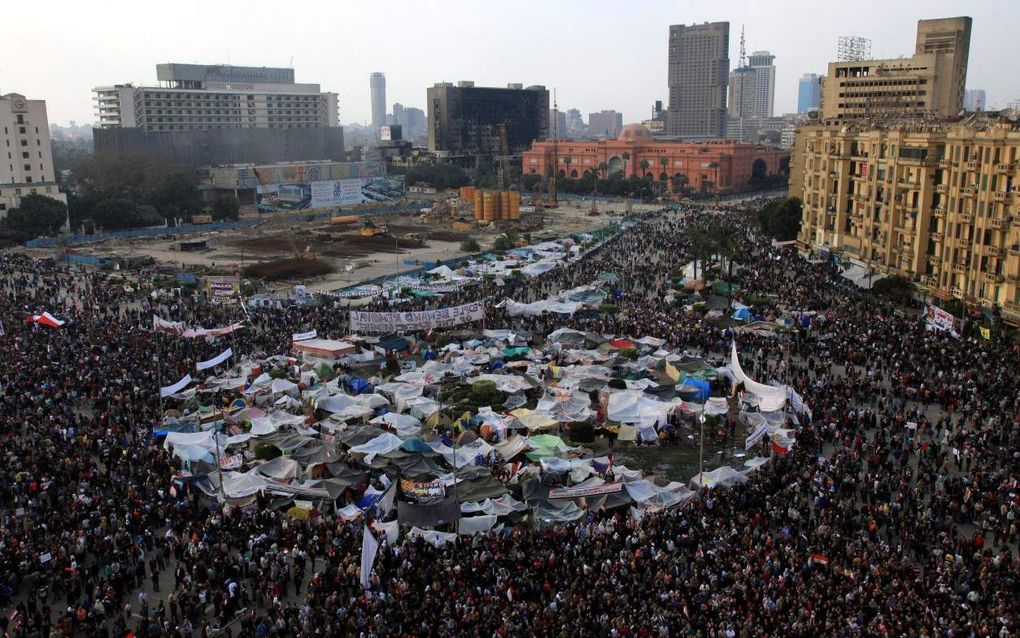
[837,36,872,62]
[739,25,746,68]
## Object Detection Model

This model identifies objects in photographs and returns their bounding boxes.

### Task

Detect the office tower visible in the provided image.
[549,109,567,137]
[0,92,67,219]
[748,51,776,119]
[427,81,549,155]
[588,110,623,138]
[798,73,822,113]
[820,17,972,120]
[964,89,986,111]
[667,21,730,138]
[370,72,386,132]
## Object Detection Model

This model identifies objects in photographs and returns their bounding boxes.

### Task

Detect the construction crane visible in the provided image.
[496,122,511,193]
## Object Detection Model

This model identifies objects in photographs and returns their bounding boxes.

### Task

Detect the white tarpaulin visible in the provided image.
[350,301,485,333]
[691,466,750,489]
[457,514,498,536]
[196,347,233,371]
[607,391,672,427]
[160,374,193,398]
[407,527,458,547]
[370,412,422,438]
[349,433,403,463]
[730,342,788,412]
[505,299,580,317]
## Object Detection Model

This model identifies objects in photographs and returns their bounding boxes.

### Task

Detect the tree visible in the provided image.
[685,221,715,281]
[758,197,803,241]
[213,195,240,221]
[460,238,480,252]
[622,152,631,178]
[405,163,469,189]
[639,159,651,179]
[872,275,915,306]
[493,236,513,252]
[751,158,768,182]
[5,195,68,236]
[522,174,543,193]
[91,198,161,230]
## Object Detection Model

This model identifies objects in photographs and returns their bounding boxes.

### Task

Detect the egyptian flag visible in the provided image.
[809,554,829,567]
[26,312,65,328]
[771,440,789,456]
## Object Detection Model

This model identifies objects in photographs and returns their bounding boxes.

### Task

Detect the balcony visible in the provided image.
[958,213,974,224]
[993,191,1008,201]
[982,272,1005,284]
[990,217,1007,230]
[932,207,945,218]
[927,255,941,266]
[952,263,968,274]
[994,162,1014,172]
[939,159,952,169]
[934,184,948,193]
[930,232,944,242]
[961,186,977,197]
[965,160,979,171]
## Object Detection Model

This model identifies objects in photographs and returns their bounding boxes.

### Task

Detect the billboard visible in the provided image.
[251,161,404,212]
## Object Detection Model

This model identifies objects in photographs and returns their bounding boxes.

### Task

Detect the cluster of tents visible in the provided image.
[156,318,809,539]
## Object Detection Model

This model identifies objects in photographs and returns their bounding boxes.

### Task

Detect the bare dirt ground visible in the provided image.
[49,197,656,292]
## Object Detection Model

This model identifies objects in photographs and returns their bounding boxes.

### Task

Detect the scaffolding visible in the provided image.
[837,36,872,62]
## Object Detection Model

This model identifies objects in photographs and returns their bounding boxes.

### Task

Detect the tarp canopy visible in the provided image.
[607,391,673,427]
[690,466,750,489]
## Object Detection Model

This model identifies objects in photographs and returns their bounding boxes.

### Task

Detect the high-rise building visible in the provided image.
[390,103,404,127]
[798,74,822,113]
[549,109,567,138]
[588,110,623,139]
[964,89,987,111]
[370,72,386,132]
[667,21,730,138]
[91,64,344,165]
[93,64,339,131]
[0,92,67,220]
[748,51,776,120]
[402,107,426,141]
[426,82,549,155]
[790,113,1020,323]
[566,109,585,136]
[820,17,972,120]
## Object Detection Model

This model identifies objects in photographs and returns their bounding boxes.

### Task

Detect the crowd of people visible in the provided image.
[0,199,1016,637]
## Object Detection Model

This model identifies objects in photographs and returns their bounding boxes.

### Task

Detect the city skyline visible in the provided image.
[2,0,1017,127]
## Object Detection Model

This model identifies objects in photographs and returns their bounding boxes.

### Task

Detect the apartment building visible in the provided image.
[791,112,1020,322]
[0,92,66,219]
[666,22,730,138]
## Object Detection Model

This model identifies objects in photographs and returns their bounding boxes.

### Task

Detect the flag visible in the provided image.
[771,440,789,456]
[359,524,380,589]
[809,554,829,566]
[0,320,5,336]
[663,361,680,384]
[26,312,64,328]
[979,326,991,340]
[375,481,397,519]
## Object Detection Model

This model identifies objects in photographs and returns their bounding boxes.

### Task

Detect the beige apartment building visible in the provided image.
[791,112,1020,323]
[821,17,971,120]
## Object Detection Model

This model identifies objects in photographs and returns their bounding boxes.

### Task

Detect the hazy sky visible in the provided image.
[3,0,1016,127]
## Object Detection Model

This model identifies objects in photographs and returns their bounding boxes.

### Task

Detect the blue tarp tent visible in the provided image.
[680,377,712,401]
[348,377,372,394]
[400,438,433,453]
[731,307,752,321]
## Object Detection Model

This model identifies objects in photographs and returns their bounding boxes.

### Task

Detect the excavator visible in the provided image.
[360,218,387,238]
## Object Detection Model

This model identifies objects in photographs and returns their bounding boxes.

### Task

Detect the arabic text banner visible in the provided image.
[350,301,485,333]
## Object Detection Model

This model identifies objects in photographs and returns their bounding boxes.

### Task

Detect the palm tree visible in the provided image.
[622,152,631,178]
[659,157,670,197]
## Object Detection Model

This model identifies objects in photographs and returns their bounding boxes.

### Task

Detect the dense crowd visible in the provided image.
[0,199,1016,637]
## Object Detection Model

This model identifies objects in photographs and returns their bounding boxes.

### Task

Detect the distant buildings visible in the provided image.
[747,51,776,120]
[549,109,567,137]
[667,21,730,138]
[964,89,987,111]
[92,63,344,165]
[389,103,426,141]
[523,124,786,194]
[798,73,822,113]
[820,17,972,120]
[727,47,776,142]
[426,81,549,156]
[565,109,585,136]
[0,92,66,219]
[370,72,387,133]
[588,110,623,139]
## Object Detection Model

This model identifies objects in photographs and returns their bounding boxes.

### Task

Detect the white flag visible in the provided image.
[360,525,380,589]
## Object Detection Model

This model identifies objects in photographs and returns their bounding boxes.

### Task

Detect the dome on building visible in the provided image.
[617,124,652,142]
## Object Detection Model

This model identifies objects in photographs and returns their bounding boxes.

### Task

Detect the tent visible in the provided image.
[731,307,752,321]
[509,408,558,431]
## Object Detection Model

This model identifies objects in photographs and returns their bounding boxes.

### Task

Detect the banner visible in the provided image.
[745,423,769,450]
[207,278,239,297]
[196,347,233,371]
[218,454,243,470]
[400,478,446,503]
[350,301,485,333]
[549,482,623,499]
[924,304,960,337]
[152,315,185,334]
[360,525,380,589]
[292,329,317,342]
[182,322,245,339]
[160,374,193,398]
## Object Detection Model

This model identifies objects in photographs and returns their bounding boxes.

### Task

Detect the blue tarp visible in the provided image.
[348,378,372,394]
[400,438,433,453]
[176,273,199,285]
[731,307,751,321]
[379,336,409,351]
[680,378,712,401]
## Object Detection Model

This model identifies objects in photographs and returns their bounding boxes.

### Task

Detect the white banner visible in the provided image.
[160,374,193,398]
[350,301,485,334]
[292,329,317,342]
[360,525,380,589]
[745,423,769,450]
[182,322,245,339]
[549,482,623,499]
[196,347,233,371]
[152,315,185,334]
